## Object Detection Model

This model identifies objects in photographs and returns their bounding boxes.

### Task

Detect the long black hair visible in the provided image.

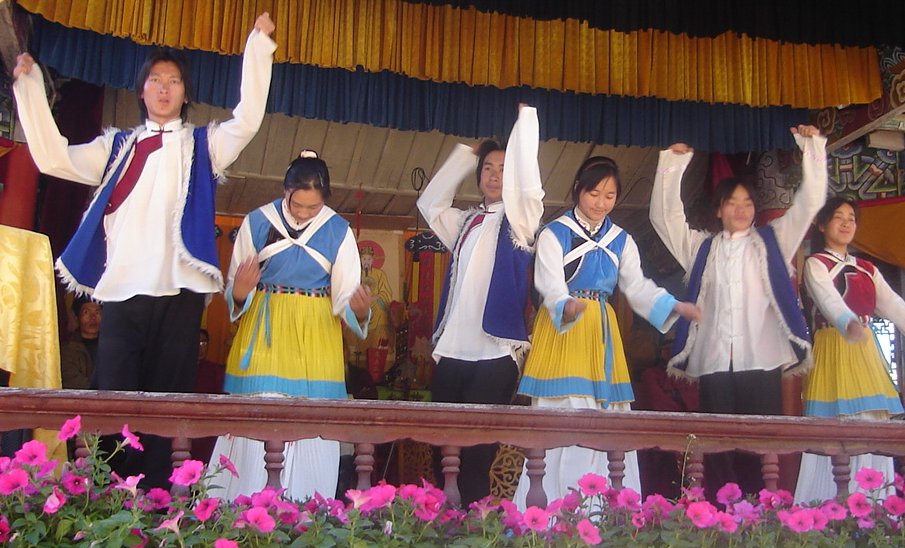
[811,195,859,251]
[135,49,194,121]
[571,156,621,205]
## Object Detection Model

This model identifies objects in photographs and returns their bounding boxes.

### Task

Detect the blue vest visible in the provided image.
[434,215,532,348]
[671,225,812,374]
[58,126,220,294]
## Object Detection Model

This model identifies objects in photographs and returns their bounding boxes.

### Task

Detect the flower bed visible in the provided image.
[1,417,904,546]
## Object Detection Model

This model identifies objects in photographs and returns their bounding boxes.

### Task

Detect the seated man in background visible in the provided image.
[60,297,102,389]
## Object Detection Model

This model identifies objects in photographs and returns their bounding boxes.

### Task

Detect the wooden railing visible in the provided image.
[2,388,905,507]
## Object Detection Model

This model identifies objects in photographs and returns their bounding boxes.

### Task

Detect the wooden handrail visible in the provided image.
[3,388,904,506]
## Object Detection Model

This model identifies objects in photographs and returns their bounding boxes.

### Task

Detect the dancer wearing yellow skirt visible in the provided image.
[513,157,700,508]
[207,152,372,502]
[795,197,905,503]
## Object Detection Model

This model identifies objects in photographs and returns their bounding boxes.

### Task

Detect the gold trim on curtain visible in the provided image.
[19,0,882,109]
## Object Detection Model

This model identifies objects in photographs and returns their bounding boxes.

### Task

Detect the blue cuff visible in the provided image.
[649,294,678,332]
[553,297,582,333]
[226,282,255,322]
[834,310,859,335]
[344,306,370,340]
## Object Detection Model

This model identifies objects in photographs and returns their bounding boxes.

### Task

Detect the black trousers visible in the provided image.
[432,355,520,506]
[95,289,205,489]
[698,366,783,504]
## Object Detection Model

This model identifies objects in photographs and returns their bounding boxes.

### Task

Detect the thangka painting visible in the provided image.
[828,143,904,200]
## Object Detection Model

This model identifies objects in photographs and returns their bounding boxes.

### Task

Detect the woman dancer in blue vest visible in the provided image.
[650,125,827,500]
[795,197,905,503]
[513,156,700,506]
[208,152,371,501]
[417,104,544,505]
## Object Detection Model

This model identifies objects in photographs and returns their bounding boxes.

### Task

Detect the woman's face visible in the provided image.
[577,176,618,224]
[478,150,505,205]
[819,202,857,250]
[717,184,755,234]
[285,188,325,224]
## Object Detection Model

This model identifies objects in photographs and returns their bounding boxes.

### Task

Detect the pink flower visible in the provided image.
[469,496,499,520]
[169,460,204,486]
[716,511,739,533]
[631,512,646,528]
[0,456,10,473]
[642,494,675,522]
[61,472,89,495]
[214,540,238,548]
[847,492,872,518]
[716,483,743,506]
[155,510,184,534]
[194,498,219,522]
[413,489,444,522]
[113,473,144,497]
[855,467,886,491]
[14,440,48,466]
[36,460,57,479]
[685,501,719,528]
[58,416,82,441]
[615,488,641,511]
[681,486,706,502]
[758,489,792,510]
[121,425,143,452]
[821,500,848,520]
[251,487,282,508]
[43,487,67,514]
[576,518,601,545]
[360,483,396,513]
[144,488,172,510]
[885,494,905,517]
[242,506,276,533]
[0,468,30,495]
[345,489,372,510]
[731,500,762,525]
[0,515,9,543]
[577,473,608,496]
[783,509,814,533]
[857,517,875,529]
[219,454,239,478]
[522,506,550,531]
[561,491,581,511]
[895,473,905,493]
[809,507,829,531]
[499,500,524,532]
[273,499,301,524]
[398,483,421,501]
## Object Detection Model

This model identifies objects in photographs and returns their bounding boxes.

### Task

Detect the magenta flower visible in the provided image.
[58,416,82,441]
[193,498,219,522]
[361,483,396,513]
[615,488,641,511]
[242,506,276,533]
[413,489,443,522]
[251,487,282,509]
[0,468,30,495]
[0,456,10,473]
[577,473,608,496]
[274,499,301,524]
[642,494,675,522]
[398,483,421,501]
[561,490,581,511]
[731,500,762,525]
[43,486,67,514]
[61,472,89,495]
[576,518,601,545]
[155,510,184,534]
[885,494,905,517]
[758,489,792,510]
[169,460,204,486]
[631,512,647,528]
[14,440,48,466]
[214,540,239,548]
[685,501,719,528]
[112,473,144,497]
[895,473,905,493]
[345,489,372,510]
[523,506,550,532]
[847,492,873,518]
[469,496,499,520]
[783,509,815,533]
[681,486,706,502]
[716,482,743,506]
[144,488,172,510]
[857,517,876,529]
[499,500,524,532]
[855,467,886,491]
[821,500,848,520]
[121,425,143,452]
[809,507,829,531]
[716,511,739,533]
[219,454,239,478]
[0,515,9,543]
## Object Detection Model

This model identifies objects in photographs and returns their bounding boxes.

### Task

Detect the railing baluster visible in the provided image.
[74,436,90,460]
[686,451,704,489]
[760,452,779,492]
[607,450,626,490]
[524,447,547,509]
[170,437,192,495]
[263,439,285,490]
[831,453,851,498]
[441,445,461,507]
[354,443,375,490]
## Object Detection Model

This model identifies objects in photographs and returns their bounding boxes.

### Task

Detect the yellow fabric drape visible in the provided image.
[853,199,905,270]
[0,225,65,462]
[19,0,882,109]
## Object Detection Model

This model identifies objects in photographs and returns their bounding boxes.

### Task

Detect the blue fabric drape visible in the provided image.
[32,17,809,153]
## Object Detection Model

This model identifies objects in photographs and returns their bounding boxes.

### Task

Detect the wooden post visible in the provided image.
[441,445,462,507]
[524,447,547,508]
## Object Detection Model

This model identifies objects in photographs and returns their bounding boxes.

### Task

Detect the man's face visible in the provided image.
[78,303,102,340]
[361,253,374,270]
[141,60,186,124]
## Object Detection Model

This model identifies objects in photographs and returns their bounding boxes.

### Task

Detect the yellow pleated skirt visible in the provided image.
[518,298,632,405]
[802,326,903,418]
[224,291,347,399]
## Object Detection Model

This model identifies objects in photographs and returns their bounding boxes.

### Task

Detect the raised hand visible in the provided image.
[667,143,694,155]
[13,53,35,80]
[232,255,262,305]
[254,12,275,36]
[790,125,821,138]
